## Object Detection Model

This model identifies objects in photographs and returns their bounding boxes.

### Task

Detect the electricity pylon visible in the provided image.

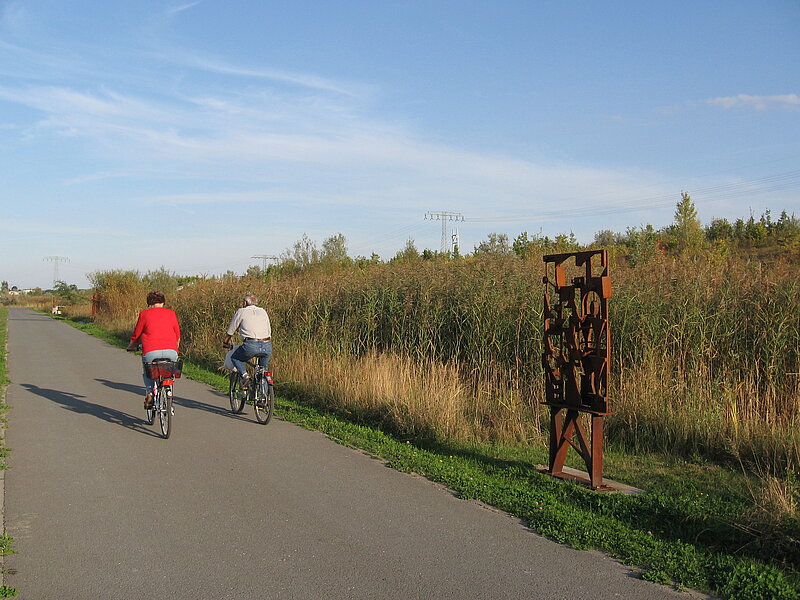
[251,255,278,270]
[424,211,464,254]
[44,256,69,287]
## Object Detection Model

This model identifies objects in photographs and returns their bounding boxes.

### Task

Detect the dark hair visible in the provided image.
[147,291,166,306]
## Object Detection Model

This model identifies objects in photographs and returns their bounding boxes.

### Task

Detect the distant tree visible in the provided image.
[354,253,382,268]
[176,275,200,287]
[280,233,320,270]
[673,192,704,251]
[624,224,660,266]
[421,248,439,260]
[53,280,80,304]
[1,281,7,293]
[744,216,767,241]
[321,233,350,265]
[245,265,266,279]
[512,231,580,256]
[593,230,621,247]
[705,218,733,241]
[775,210,800,234]
[474,232,512,255]
[733,218,746,240]
[553,233,580,252]
[512,232,533,258]
[89,270,142,295]
[773,211,800,249]
[143,267,179,292]
[393,238,421,262]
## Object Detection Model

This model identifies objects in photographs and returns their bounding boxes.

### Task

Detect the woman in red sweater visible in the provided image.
[126,291,181,408]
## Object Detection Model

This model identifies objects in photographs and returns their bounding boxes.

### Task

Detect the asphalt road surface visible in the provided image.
[3,308,704,599]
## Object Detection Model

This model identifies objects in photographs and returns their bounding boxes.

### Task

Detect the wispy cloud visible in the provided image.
[61,169,194,185]
[165,2,202,16]
[0,77,676,219]
[161,51,370,98]
[706,94,800,111]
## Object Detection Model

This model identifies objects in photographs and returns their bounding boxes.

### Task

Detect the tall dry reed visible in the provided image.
[91,253,800,472]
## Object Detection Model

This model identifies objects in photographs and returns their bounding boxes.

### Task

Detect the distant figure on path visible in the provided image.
[126,291,181,409]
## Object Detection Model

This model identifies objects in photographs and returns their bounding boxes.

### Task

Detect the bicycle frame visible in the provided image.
[228,356,274,424]
[144,359,180,438]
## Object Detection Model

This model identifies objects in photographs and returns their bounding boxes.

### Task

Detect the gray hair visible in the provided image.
[243,293,258,306]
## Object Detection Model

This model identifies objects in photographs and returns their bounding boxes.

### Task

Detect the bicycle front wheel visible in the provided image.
[229,372,246,414]
[158,386,172,438]
[254,380,274,425]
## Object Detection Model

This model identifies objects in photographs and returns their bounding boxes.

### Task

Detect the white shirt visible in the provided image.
[226,305,271,340]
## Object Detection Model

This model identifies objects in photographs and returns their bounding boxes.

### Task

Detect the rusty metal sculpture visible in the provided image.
[542,249,612,490]
[91,290,103,319]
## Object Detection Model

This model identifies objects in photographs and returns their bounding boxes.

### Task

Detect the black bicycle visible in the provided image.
[228,353,274,425]
[143,358,182,438]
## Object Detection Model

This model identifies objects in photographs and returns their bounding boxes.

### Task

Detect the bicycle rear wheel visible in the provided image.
[254,379,274,424]
[158,386,172,438]
[229,372,246,414]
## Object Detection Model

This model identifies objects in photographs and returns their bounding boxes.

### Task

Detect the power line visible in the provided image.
[424,211,464,253]
[466,169,800,224]
[43,256,69,287]
[251,255,278,270]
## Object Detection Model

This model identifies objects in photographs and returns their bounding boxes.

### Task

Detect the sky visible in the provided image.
[1,0,799,289]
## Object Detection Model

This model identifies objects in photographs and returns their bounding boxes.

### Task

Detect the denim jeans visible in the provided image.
[231,340,272,376]
[142,349,179,393]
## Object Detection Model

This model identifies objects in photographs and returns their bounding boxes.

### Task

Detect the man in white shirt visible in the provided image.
[223,293,272,380]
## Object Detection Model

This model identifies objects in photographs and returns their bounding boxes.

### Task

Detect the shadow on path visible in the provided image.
[21,383,161,438]
[95,378,253,423]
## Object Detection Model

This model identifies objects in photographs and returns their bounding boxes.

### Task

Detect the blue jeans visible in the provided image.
[142,349,179,393]
[231,340,272,376]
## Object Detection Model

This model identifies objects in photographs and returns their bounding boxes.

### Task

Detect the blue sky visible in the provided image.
[1,0,799,288]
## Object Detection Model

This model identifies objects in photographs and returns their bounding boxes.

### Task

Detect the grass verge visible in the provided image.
[57,313,800,599]
[0,308,18,598]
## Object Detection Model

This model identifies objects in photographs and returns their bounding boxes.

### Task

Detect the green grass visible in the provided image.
[0,308,9,392]
[0,311,17,597]
[0,307,11,468]
[0,537,14,557]
[57,314,800,600]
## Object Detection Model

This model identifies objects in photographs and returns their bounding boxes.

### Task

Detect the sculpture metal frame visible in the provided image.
[542,249,612,490]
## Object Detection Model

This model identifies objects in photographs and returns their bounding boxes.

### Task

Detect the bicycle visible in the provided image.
[143,358,183,438]
[227,351,274,425]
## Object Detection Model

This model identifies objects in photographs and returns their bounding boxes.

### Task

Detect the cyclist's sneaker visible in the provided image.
[144,393,154,409]
[241,373,251,389]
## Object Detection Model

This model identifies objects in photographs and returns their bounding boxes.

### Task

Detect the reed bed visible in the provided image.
[90,252,800,473]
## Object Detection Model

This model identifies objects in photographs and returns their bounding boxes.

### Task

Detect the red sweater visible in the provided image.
[130,307,181,354]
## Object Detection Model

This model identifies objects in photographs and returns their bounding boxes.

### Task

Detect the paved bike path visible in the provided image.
[4,309,703,599]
